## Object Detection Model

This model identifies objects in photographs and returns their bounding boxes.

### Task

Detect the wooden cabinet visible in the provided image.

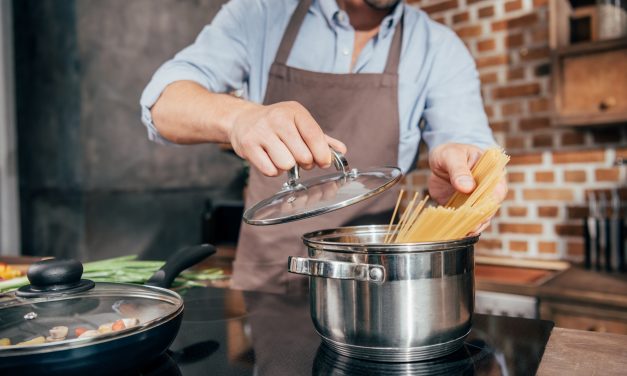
[550,0,627,126]
[538,267,627,335]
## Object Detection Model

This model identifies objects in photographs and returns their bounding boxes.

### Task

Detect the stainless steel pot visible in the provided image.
[288,225,477,362]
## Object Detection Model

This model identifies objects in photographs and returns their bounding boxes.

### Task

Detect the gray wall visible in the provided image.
[14,0,244,260]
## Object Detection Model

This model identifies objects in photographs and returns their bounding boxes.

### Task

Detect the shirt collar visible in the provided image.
[315,0,404,36]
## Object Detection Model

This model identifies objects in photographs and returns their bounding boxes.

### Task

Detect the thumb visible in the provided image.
[443,150,476,194]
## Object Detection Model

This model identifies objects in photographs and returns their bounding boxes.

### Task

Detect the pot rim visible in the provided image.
[302,225,479,253]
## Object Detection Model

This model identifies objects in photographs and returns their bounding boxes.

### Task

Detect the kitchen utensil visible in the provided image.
[600,192,612,272]
[611,189,625,272]
[243,148,402,225]
[0,244,216,375]
[288,225,476,362]
[585,192,598,270]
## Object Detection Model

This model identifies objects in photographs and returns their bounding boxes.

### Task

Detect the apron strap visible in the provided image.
[274,0,403,74]
[274,0,313,65]
[383,13,404,75]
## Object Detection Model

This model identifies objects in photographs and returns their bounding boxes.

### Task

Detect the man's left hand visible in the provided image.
[427,143,508,235]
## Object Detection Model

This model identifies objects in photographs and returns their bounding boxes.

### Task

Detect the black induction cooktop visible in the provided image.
[134,287,553,376]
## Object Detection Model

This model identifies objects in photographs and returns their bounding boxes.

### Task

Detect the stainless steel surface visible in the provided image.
[288,257,385,282]
[290,225,476,362]
[243,151,402,226]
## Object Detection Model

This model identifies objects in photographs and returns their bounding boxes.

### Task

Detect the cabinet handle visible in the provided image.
[599,97,617,111]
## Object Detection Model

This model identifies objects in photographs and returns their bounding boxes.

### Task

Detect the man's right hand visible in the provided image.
[228,101,347,177]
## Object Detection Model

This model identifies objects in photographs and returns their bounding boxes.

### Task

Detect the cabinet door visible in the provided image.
[555,46,627,126]
[541,302,627,334]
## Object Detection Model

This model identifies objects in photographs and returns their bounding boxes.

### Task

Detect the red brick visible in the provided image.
[553,150,605,164]
[520,46,550,61]
[555,224,583,237]
[519,117,551,131]
[421,0,458,14]
[467,0,490,4]
[432,16,446,24]
[532,134,553,147]
[523,188,574,201]
[476,238,503,251]
[564,170,587,183]
[616,148,627,159]
[480,72,498,84]
[538,206,558,217]
[595,168,620,182]
[490,120,509,132]
[505,0,523,12]
[453,11,470,24]
[508,206,528,216]
[567,240,584,257]
[507,67,525,81]
[505,33,524,48]
[492,14,539,32]
[532,28,549,43]
[505,189,516,201]
[539,241,557,254]
[499,223,543,234]
[455,25,483,38]
[477,38,496,52]
[478,5,495,18]
[506,135,525,149]
[508,171,525,183]
[533,0,549,7]
[476,54,509,68]
[502,102,523,116]
[534,171,555,182]
[529,98,550,112]
[492,83,541,99]
[510,152,542,165]
[510,240,528,252]
[484,105,495,118]
[567,206,589,219]
[561,132,586,146]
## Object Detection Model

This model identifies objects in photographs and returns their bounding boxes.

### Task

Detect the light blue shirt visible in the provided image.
[140,0,495,172]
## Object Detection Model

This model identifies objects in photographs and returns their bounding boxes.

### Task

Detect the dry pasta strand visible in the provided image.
[387,147,510,243]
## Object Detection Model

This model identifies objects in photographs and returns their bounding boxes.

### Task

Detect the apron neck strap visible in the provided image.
[274,0,404,74]
[274,0,313,65]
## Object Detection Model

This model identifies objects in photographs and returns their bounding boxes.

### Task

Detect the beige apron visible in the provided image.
[233,0,403,293]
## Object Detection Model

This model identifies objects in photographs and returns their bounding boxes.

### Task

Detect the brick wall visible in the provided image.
[405,0,627,262]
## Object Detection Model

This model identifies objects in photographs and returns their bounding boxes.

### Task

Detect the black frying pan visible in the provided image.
[0,244,216,375]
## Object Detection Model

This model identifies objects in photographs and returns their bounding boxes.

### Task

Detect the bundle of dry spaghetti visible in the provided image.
[384,148,510,243]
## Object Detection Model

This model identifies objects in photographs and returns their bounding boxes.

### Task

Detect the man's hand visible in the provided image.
[229,101,347,177]
[427,143,508,234]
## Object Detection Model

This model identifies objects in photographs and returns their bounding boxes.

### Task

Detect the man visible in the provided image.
[140,0,507,292]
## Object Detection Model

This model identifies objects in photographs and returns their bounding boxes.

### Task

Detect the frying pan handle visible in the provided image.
[288,256,385,282]
[146,244,216,288]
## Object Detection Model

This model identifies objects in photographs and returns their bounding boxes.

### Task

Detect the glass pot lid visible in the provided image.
[243,149,402,225]
[0,259,182,355]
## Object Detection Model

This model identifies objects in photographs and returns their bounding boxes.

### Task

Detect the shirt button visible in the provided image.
[337,12,346,23]
[342,47,350,56]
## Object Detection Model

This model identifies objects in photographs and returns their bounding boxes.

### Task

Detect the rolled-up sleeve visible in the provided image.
[140,0,253,143]
[421,26,496,151]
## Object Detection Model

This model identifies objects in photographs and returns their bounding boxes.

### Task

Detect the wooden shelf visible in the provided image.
[555,37,627,57]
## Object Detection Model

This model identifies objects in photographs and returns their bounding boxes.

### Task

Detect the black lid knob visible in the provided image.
[17,259,94,298]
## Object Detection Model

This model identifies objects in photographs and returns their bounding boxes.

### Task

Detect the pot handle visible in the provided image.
[287,257,385,282]
[146,244,216,288]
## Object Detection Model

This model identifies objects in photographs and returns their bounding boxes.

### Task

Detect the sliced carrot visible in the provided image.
[74,327,88,337]
[111,319,126,331]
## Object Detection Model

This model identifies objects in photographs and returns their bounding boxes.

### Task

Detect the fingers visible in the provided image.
[427,173,456,205]
[325,135,347,155]
[262,134,297,172]
[442,148,476,194]
[291,104,333,168]
[246,145,278,177]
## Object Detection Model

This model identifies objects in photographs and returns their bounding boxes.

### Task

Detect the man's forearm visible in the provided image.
[150,80,259,145]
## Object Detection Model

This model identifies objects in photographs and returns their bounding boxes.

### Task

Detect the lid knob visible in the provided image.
[17,259,95,298]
